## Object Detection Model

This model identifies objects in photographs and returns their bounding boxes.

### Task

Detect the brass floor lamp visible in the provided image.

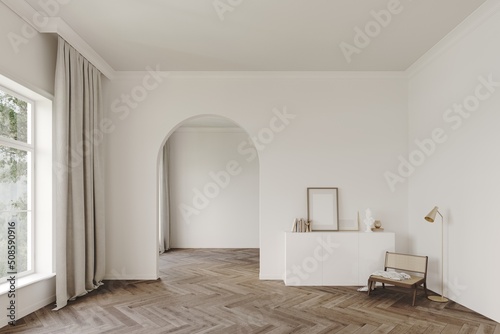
[425,206,449,303]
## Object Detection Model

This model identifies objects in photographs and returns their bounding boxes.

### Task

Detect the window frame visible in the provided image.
[0,84,35,282]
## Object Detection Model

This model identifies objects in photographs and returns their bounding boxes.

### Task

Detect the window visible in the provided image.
[0,87,34,281]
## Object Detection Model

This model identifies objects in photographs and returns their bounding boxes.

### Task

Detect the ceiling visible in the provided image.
[25,0,487,71]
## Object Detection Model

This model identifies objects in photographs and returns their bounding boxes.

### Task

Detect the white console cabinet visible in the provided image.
[284,232,395,286]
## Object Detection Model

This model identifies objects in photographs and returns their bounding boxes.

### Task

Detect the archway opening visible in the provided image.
[157,115,260,255]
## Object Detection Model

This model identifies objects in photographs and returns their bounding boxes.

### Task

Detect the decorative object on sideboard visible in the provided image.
[363,208,375,232]
[425,206,449,303]
[291,218,311,232]
[371,220,384,231]
[307,187,339,231]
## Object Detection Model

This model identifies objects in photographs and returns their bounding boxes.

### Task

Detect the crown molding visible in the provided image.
[113,70,407,79]
[1,0,116,80]
[1,0,39,27]
[406,0,500,78]
[42,18,116,79]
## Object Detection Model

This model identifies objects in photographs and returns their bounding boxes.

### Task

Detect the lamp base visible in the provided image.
[428,295,448,303]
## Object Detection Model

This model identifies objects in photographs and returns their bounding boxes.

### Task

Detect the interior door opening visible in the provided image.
[158,115,260,254]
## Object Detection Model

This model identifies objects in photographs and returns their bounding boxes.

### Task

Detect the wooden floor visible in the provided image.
[2,248,499,333]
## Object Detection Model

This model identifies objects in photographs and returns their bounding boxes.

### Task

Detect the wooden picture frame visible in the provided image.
[307,187,339,231]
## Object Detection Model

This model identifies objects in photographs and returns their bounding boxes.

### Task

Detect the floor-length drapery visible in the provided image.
[54,36,105,309]
[159,141,171,253]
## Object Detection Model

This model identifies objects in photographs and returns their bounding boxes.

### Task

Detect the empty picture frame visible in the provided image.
[307,187,339,231]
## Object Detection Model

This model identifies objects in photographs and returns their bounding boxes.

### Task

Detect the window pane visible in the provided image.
[0,145,30,279]
[0,89,30,143]
[0,212,29,278]
[0,145,28,211]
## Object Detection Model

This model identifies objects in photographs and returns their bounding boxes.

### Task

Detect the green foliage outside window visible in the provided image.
[0,89,30,279]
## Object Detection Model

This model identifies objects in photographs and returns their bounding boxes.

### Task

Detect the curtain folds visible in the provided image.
[54,37,105,309]
[159,141,170,254]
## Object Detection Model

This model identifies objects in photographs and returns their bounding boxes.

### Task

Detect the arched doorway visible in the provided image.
[157,115,260,255]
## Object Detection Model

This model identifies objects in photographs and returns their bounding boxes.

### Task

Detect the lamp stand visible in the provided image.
[428,210,448,303]
[428,295,448,302]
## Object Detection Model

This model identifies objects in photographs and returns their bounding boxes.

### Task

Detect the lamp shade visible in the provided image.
[425,206,439,222]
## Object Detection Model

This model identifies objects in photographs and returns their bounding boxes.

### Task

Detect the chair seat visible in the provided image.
[368,274,424,288]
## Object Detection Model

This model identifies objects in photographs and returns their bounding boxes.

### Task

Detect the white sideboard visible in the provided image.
[284,231,395,286]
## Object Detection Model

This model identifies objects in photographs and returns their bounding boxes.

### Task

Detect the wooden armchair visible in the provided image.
[367,252,428,306]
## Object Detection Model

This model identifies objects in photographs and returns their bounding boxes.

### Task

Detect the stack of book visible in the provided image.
[291,218,311,232]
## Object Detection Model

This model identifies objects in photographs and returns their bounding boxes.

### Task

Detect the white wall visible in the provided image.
[407,0,500,323]
[104,72,409,280]
[1,0,498,323]
[0,4,57,327]
[168,128,259,248]
[0,2,57,97]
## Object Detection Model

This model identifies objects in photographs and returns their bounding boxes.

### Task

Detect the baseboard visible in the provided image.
[103,275,159,280]
[0,294,55,329]
[259,274,282,281]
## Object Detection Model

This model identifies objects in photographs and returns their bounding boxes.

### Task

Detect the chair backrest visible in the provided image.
[384,252,428,275]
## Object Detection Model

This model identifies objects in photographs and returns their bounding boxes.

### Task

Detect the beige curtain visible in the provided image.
[159,141,171,253]
[54,37,105,309]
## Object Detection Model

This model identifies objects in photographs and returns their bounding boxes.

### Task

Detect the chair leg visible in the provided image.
[412,287,417,306]
[382,283,385,289]
[367,279,372,296]
[423,282,428,297]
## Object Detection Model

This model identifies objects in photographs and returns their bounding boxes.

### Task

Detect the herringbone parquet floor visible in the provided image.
[2,249,499,333]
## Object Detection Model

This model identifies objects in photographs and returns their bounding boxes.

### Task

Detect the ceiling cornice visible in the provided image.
[406,0,500,78]
[112,71,408,80]
[1,0,116,80]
